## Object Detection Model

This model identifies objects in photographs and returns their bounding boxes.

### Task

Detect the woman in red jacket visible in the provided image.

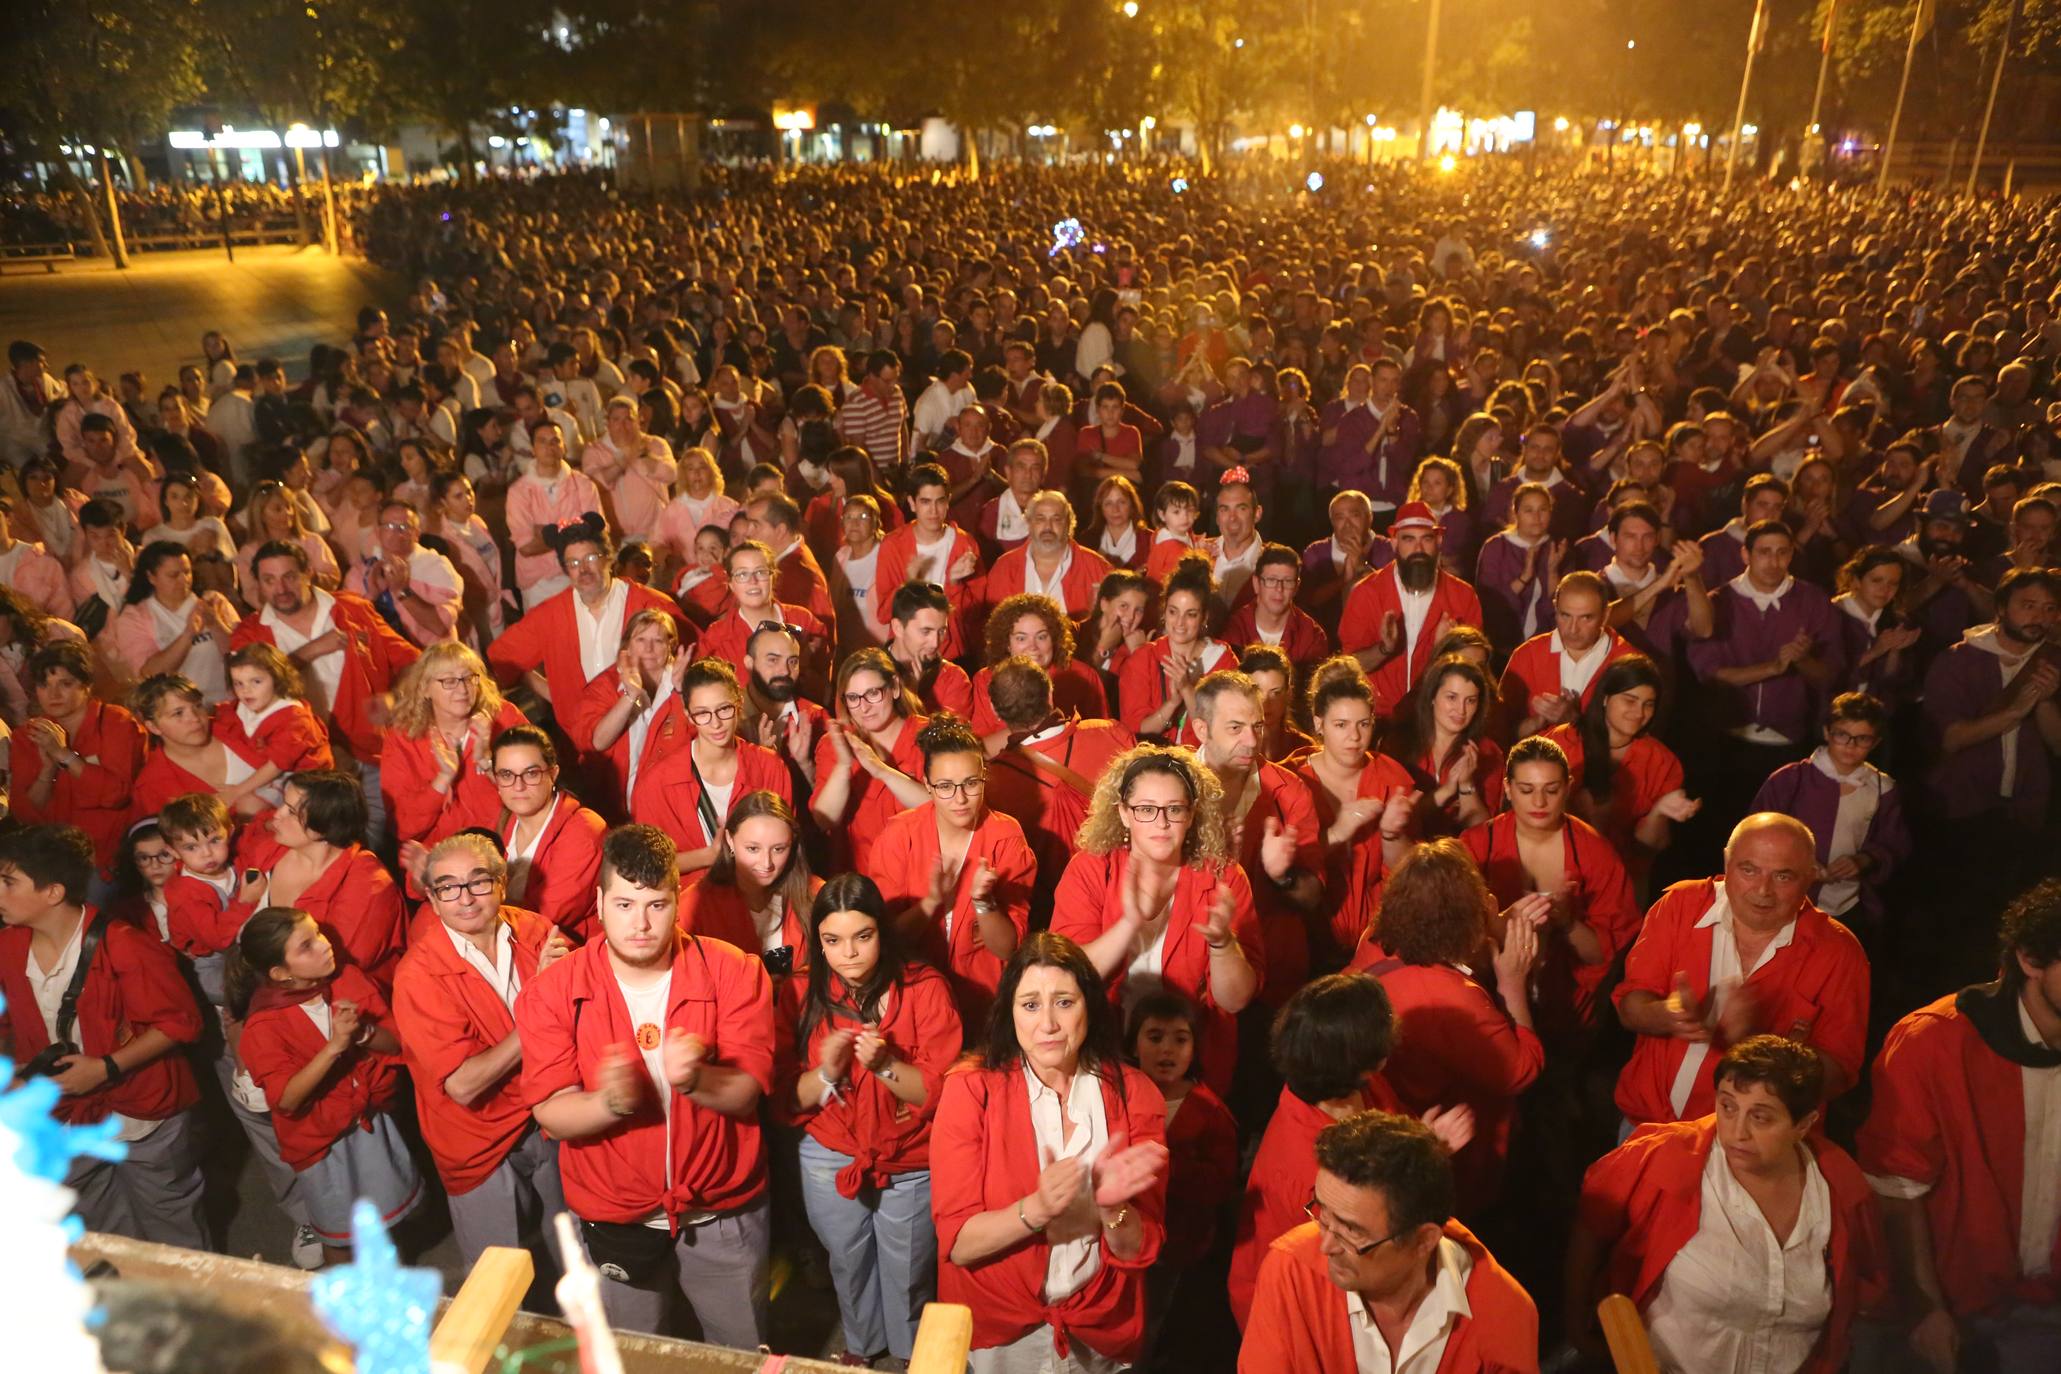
[809,649,931,874]
[1543,654,1699,896]
[678,789,820,974]
[240,770,408,992]
[930,933,1170,1372]
[1295,660,1419,967]
[1349,838,1546,1218]
[1050,743,1262,1097]
[130,671,273,821]
[1117,555,1232,745]
[779,873,964,1369]
[970,593,1111,738]
[12,640,146,885]
[1564,1035,1885,1374]
[487,725,607,941]
[229,906,419,1265]
[572,607,692,818]
[1378,653,1504,836]
[379,640,528,849]
[632,657,791,876]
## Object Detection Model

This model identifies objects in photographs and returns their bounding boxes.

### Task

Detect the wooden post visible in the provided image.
[1598,1292,1660,1374]
[428,1247,534,1374]
[908,1303,974,1374]
[95,150,130,269]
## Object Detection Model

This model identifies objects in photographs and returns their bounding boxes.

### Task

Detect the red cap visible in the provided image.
[1390,500,1440,533]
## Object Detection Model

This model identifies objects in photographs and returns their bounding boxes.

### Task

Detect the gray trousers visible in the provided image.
[210,1013,309,1227]
[65,1107,210,1251]
[592,1195,770,1349]
[446,1125,566,1273]
[796,1135,935,1361]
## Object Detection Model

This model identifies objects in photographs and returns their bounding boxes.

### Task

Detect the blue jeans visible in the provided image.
[796,1134,936,1362]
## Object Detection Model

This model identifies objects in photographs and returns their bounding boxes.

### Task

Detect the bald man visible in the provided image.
[1610,813,1871,1128]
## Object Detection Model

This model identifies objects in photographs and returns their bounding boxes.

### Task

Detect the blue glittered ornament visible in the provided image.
[309,1199,441,1374]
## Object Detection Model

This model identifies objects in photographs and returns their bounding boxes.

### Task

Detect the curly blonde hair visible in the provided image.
[982,592,1075,670]
[389,640,503,736]
[1075,743,1230,864]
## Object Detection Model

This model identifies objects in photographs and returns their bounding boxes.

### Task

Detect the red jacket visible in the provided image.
[239,830,409,993]
[1495,629,1639,740]
[632,739,793,854]
[516,932,773,1224]
[1460,812,1640,1037]
[0,910,201,1125]
[239,964,404,1169]
[1162,1082,1239,1268]
[500,793,606,940]
[1051,851,1262,1097]
[379,700,530,847]
[979,543,1111,620]
[1297,750,1419,957]
[1116,637,1235,743]
[773,963,964,1192]
[1543,726,1684,869]
[1231,761,1324,1005]
[872,524,980,657]
[12,702,146,875]
[931,1063,1168,1362]
[1579,1117,1883,1374]
[696,602,830,683]
[1229,1079,1403,1327]
[131,733,265,821]
[391,906,557,1192]
[212,698,333,775]
[772,539,838,633]
[1220,603,1333,677]
[969,659,1109,736]
[869,804,1036,1027]
[1613,879,1870,1124]
[230,591,419,763]
[1338,565,1485,712]
[568,674,690,821]
[484,581,692,709]
[1240,1220,1540,1374]
[810,714,928,873]
[677,871,818,968]
[1856,992,2061,1317]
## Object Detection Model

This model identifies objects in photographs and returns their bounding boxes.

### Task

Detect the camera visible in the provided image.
[763,945,795,978]
[19,1039,79,1079]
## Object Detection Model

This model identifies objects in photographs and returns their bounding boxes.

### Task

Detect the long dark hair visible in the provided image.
[224,907,316,1018]
[796,873,912,1049]
[1388,654,1495,777]
[982,932,1124,1078]
[124,541,192,606]
[707,789,816,917]
[1577,653,1663,804]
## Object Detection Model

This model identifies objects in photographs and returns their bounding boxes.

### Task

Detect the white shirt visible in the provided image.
[573,579,632,684]
[911,379,975,449]
[1646,1142,1834,1374]
[840,544,880,618]
[1963,624,2037,798]
[911,531,955,584]
[1604,559,1659,596]
[444,921,521,1015]
[1099,523,1138,565]
[504,797,557,905]
[1023,1065,1110,1302]
[263,589,343,715]
[1553,631,1615,701]
[144,594,231,703]
[1215,535,1262,608]
[624,678,678,807]
[27,917,163,1144]
[1022,546,1074,603]
[1397,571,1436,662]
[1345,1236,1474,1374]
[993,489,1031,544]
[1668,883,1798,1117]
[1807,748,1888,917]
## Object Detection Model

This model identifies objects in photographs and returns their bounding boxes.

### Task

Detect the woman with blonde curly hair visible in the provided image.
[1406,454,1477,573]
[969,591,1109,735]
[378,639,528,847]
[1050,743,1262,1095]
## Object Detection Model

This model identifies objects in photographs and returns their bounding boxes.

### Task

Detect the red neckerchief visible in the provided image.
[245,975,333,1016]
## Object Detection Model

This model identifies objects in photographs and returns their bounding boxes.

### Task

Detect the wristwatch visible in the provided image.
[971,897,999,916]
[101,1055,124,1085]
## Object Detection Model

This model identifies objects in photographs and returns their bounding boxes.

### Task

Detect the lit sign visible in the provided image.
[168,126,339,150]
[772,105,816,132]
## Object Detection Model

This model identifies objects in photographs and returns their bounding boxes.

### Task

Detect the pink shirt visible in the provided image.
[655,490,742,563]
[0,541,70,617]
[344,546,463,646]
[504,467,603,593]
[581,435,675,541]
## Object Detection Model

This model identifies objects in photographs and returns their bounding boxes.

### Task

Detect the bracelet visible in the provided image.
[101,1054,124,1085]
[1018,1198,1046,1234]
[1456,785,1478,796]
[1101,1205,1130,1231]
[971,898,999,916]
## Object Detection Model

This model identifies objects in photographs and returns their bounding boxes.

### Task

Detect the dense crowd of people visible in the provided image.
[0,156,2057,1374]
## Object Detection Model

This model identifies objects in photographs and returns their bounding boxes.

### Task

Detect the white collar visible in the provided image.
[1833,593,1881,632]
[1728,572,1793,613]
[1604,559,1657,592]
[1550,630,1610,665]
[1694,879,1800,951]
[261,586,335,636]
[1344,1236,1474,1369]
[1808,745,1889,791]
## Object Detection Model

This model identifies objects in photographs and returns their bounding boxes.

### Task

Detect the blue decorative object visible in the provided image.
[309,1199,440,1374]
[1049,217,1084,257]
[1170,177,1189,193]
[1305,171,1325,193]
[0,1076,126,1185]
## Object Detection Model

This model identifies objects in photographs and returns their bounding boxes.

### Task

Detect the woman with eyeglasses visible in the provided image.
[1050,744,1262,1098]
[929,933,1170,1373]
[378,641,529,850]
[633,658,793,877]
[235,479,341,599]
[778,873,960,1370]
[484,724,607,942]
[573,607,692,818]
[811,648,932,874]
[869,718,1035,1027]
[680,789,819,974]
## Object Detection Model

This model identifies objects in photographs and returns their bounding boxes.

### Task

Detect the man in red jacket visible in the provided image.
[1339,502,1485,714]
[1856,878,2061,1374]
[0,824,208,1249]
[392,833,572,1273]
[517,823,774,1346]
[1240,1110,1539,1373]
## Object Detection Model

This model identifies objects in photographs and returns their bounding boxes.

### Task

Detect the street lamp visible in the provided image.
[1122,1,1137,15]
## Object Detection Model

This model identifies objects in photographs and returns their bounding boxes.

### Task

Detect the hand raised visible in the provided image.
[661,1027,709,1093]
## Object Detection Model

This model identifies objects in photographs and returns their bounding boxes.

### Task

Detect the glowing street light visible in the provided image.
[1626,39,1636,50]
[1553,116,1569,132]
[1437,153,1457,173]
[1289,123,1305,139]
[1121,1,1137,15]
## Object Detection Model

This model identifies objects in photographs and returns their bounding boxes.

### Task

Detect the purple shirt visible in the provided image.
[1475,532,1553,656]
[1687,579,1842,745]
[1833,602,1918,709]
[1485,470,1590,543]
[1751,758,1910,922]
[1922,641,2053,824]
[1698,524,1748,588]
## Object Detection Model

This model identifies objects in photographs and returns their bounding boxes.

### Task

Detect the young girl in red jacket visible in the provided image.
[229,905,421,1265]
[218,641,334,808]
[779,872,964,1369]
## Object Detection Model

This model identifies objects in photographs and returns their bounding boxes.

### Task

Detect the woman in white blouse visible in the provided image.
[833,495,890,649]
[111,543,239,703]
[1564,1035,1884,1374]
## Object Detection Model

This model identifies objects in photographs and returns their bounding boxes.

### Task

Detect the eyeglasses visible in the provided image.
[380,521,416,535]
[135,851,178,865]
[1257,575,1299,590]
[731,568,771,582]
[564,553,607,570]
[1304,1198,1410,1257]
[1123,802,1192,824]
[493,765,552,787]
[1828,730,1879,748]
[429,875,502,902]
[843,683,891,709]
[927,776,986,799]
[431,675,475,692]
[688,703,740,726]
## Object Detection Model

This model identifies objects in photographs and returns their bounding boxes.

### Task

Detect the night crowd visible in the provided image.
[0,158,2056,1374]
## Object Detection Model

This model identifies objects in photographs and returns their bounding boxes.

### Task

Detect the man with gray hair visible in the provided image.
[390,831,571,1273]
[979,482,1112,621]
[1611,812,1870,1128]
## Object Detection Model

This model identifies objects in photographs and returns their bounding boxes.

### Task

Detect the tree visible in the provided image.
[386,0,564,181]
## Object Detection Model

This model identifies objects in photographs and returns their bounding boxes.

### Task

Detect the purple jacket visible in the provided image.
[1698,524,1749,588]
[1840,482,1916,549]
[1484,471,1590,543]
[1687,579,1842,745]
[1475,532,1553,656]
[1832,601,1919,710]
[1751,758,1910,923]
[1922,640,2054,824]
[1315,399,1422,504]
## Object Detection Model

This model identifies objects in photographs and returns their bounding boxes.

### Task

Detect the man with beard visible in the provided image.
[886,580,974,717]
[978,485,1110,622]
[231,539,420,845]
[1922,569,2061,918]
[1841,439,1931,549]
[693,540,829,695]
[738,623,823,790]
[1339,502,1485,713]
[1697,473,1791,588]
[1895,489,1997,666]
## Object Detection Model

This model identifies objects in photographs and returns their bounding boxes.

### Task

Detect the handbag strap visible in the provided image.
[688,746,722,843]
[55,910,112,1048]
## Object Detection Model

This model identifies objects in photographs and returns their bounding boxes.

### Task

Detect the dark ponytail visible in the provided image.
[224,907,311,1018]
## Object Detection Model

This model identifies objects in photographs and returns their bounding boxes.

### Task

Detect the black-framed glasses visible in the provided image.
[927,776,986,799]
[1827,729,1878,748]
[1123,802,1191,824]
[688,703,740,727]
[429,875,501,902]
[1304,1198,1410,1257]
[843,683,891,709]
[493,765,552,787]
[1257,574,1299,591]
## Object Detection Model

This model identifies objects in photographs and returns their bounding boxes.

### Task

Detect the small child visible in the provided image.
[1126,990,1237,1358]
[217,642,333,807]
[1146,480,1215,585]
[674,524,733,627]
[230,906,420,1265]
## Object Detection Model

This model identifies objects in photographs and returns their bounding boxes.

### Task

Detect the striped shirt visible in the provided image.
[836,385,909,468]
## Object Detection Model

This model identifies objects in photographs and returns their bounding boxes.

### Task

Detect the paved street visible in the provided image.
[0,245,403,389]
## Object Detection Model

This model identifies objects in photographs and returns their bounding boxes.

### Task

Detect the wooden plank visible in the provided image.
[429,1245,533,1374]
[1597,1293,1659,1374]
[907,1303,973,1374]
